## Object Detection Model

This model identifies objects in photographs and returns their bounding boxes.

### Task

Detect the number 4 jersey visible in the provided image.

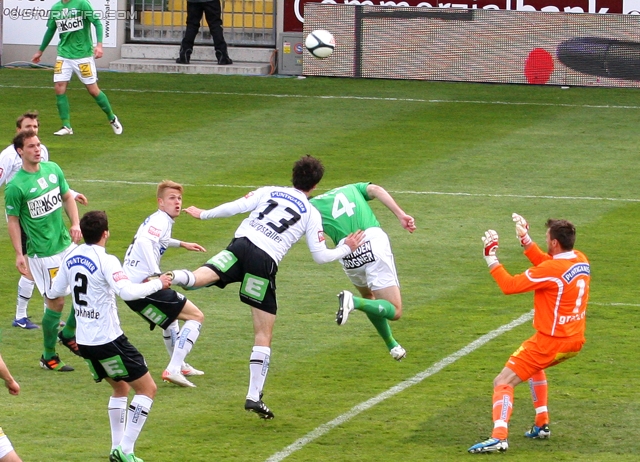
[490,243,590,339]
[310,182,380,246]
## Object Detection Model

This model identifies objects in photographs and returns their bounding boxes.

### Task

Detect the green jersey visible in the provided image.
[311,182,380,246]
[40,0,104,59]
[5,162,72,258]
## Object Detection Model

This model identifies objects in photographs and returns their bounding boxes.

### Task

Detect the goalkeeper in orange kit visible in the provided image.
[468,213,590,454]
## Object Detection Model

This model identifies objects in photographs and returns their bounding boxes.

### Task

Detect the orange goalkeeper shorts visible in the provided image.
[505,331,585,381]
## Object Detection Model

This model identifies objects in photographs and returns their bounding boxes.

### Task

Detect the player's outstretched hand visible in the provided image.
[345,230,365,252]
[75,193,88,206]
[482,230,500,267]
[512,213,532,247]
[183,206,203,219]
[400,214,416,233]
[182,241,206,252]
[159,274,172,290]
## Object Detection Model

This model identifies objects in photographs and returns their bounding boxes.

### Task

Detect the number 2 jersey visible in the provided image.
[200,186,351,265]
[50,244,163,346]
[490,243,590,339]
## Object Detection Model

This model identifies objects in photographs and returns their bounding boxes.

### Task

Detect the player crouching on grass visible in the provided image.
[468,213,590,454]
[48,211,172,462]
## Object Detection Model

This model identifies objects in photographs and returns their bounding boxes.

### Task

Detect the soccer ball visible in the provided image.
[305,30,335,59]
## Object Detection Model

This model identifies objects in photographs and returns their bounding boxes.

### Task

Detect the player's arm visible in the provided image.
[82,0,104,58]
[168,238,206,252]
[7,215,28,276]
[0,354,19,396]
[32,20,57,63]
[366,184,416,232]
[185,190,261,219]
[48,264,70,299]
[105,256,170,299]
[307,210,365,263]
[62,190,82,243]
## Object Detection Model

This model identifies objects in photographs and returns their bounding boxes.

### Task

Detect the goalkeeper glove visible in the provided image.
[482,230,500,267]
[512,213,532,247]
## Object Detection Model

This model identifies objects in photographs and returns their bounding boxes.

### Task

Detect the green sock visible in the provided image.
[56,94,71,128]
[42,308,62,359]
[60,310,76,339]
[353,296,396,320]
[94,91,115,120]
[365,313,399,350]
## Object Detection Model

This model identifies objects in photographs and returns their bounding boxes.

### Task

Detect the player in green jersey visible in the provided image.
[5,130,83,372]
[310,182,416,361]
[31,0,122,136]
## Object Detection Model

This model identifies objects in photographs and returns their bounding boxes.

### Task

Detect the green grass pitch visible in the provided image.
[0,68,639,461]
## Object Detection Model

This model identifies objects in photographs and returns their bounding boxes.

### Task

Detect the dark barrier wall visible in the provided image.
[302,4,640,87]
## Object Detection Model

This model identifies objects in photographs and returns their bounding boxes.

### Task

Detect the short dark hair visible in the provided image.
[13,129,38,150]
[291,155,324,192]
[80,211,109,244]
[546,219,576,251]
[16,111,39,129]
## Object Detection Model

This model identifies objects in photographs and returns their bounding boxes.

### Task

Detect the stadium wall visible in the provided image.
[302,4,640,87]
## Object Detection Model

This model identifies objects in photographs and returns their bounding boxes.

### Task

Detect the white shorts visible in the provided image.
[28,244,76,298]
[54,56,98,85]
[340,227,399,291]
[0,429,15,459]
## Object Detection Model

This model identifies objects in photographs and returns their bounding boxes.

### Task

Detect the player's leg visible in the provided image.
[525,370,550,439]
[170,266,220,288]
[76,58,122,134]
[13,228,37,329]
[245,306,275,419]
[52,57,73,133]
[0,431,22,462]
[164,300,204,378]
[105,378,130,453]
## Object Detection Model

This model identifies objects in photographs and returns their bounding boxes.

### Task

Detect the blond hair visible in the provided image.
[157,180,183,198]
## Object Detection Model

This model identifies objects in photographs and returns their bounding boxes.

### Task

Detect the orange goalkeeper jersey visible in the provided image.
[490,243,590,339]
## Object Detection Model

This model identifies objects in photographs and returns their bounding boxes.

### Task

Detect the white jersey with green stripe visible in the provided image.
[310,182,381,246]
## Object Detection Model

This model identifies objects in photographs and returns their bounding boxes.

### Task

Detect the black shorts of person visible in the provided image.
[203,237,278,315]
[79,334,148,383]
[125,288,188,331]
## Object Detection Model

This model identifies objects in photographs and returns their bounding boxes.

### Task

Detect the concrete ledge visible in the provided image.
[120,44,274,63]
[109,58,272,75]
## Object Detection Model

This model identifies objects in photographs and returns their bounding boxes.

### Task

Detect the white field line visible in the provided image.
[265,310,534,462]
[2,84,640,110]
[265,300,635,461]
[67,179,640,203]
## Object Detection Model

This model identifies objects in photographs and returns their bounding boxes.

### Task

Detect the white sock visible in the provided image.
[16,276,34,319]
[162,320,179,358]
[120,394,153,455]
[166,320,201,374]
[108,396,128,450]
[246,346,270,402]
[171,269,195,287]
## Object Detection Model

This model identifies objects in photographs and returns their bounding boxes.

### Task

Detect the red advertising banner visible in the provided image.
[284,0,639,31]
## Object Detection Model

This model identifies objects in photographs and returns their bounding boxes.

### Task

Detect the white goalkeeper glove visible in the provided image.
[512,213,532,247]
[482,230,500,267]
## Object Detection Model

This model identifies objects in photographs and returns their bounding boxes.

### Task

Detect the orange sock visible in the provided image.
[491,384,514,440]
[528,370,549,427]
